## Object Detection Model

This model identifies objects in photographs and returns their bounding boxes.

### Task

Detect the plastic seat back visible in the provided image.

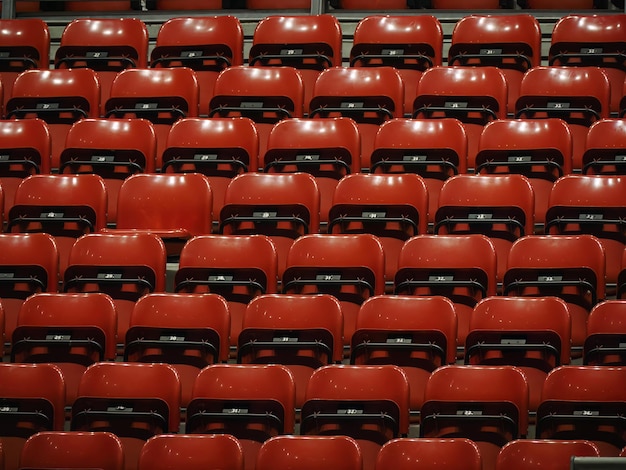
[0,119,51,224]
[449,15,541,114]
[350,15,442,116]
[138,434,244,470]
[12,292,117,406]
[6,69,101,171]
[256,435,362,470]
[150,16,243,116]
[55,18,149,112]
[310,67,404,170]
[238,294,344,408]
[496,439,600,470]
[550,14,626,114]
[375,438,482,470]
[64,232,166,343]
[476,118,573,228]
[125,293,230,407]
[162,117,259,221]
[264,117,360,227]
[328,173,428,282]
[282,234,385,346]
[186,364,296,470]
[584,300,626,366]
[105,68,199,159]
[59,118,157,226]
[583,119,626,175]
[250,15,342,115]
[209,66,304,156]
[515,66,610,171]
[351,295,457,414]
[413,66,508,171]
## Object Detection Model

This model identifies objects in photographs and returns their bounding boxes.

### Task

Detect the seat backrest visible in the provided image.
[0,19,49,111]
[549,14,626,114]
[256,435,362,470]
[585,300,626,365]
[55,18,149,112]
[250,15,342,115]
[138,434,244,470]
[150,16,244,117]
[448,14,541,114]
[413,66,508,170]
[59,118,157,225]
[495,439,600,470]
[6,68,101,171]
[376,438,482,470]
[20,431,125,470]
[64,0,133,10]
[310,66,404,170]
[583,119,626,175]
[350,15,442,116]
[0,118,51,229]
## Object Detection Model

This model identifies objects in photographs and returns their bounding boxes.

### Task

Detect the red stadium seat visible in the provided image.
[584,300,626,365]
[59,118,157,226]
[309,67,404,170]
[350,15,443,116]
[583,119,626,175]
[150,16,243,116]
[376,438,482,470]
[449,15,541,114]
[496,439,600,470]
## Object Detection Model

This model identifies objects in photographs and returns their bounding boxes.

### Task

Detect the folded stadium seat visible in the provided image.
[0,363,65,470]
[0,233,58,352]
[219,172,319,277]
[209,66,304,158]
[330,0,407,8]
[350,15,442,117]
[434,174,534,283]
[465,296,571,413]
[257,435,362,470]
[618,251,626,299]
[375,438,482,470]
[0,119,50,226]
[550,14,626,115]
[475,118,573,231]
[583,119,626,175]
[7,174,107,278]
[238,294,343,410]
[71,362,181,470]
[584,300,626,365]
[282,234,385,351]
[515,66,610,172]
[105,68,199,161]
[138,434,244,470]
[448,15,541,115]
[351,295,457,419]
[20,431,124,470]
[0,19,49,112]
[536,365,626,456]
[125,293,230,408]
[113,173,213,260]
[413,66,508,171]
[309,67,404,171]
[6,68,100,171]
[150,16,243,117]
[394,234,497,355]
[432,0,502,6]
[162,117,259,226]
[55,18,149,113]
[63,232,166,345]
[301,364,409,470]
[174,235,278,353]
[263,117,360,230]
[370,118,467,227]
[420,365,529,470]
[250,15,341,115]
[545,175,626,292]
[327,173,428,284]
[11,292,117,407]
[503,235,605,355]
[186,364,296,470]
[59,118,156,227]
[64,0,133,10]
[496,439,600,470]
